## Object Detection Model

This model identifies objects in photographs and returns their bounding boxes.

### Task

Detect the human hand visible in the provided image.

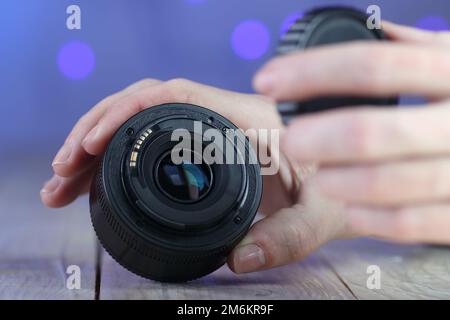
[41,78,355,275]
[41,78,285,208]
[252,21,450,247]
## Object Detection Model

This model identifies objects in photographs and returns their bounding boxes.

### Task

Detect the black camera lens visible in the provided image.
[277,6,398,123]
[89,103,262,282]
[155,151,213,203]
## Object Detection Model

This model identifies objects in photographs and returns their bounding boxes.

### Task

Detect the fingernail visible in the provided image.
[52,142,73,166]
[233,244,266,273]
[40,176,61,194]
[82,126,100,148]
[253,72,276,93]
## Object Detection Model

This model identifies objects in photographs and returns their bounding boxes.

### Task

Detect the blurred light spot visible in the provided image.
[58,41,95,80]
[280,12,304,36]
[231,20,270,60]
[415,16,449,31]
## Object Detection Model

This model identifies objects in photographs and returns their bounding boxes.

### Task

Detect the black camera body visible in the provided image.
[90,104,262,282]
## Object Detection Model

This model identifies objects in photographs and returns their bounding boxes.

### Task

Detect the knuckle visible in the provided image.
[390,209,419,240]
[69,113,93,140]
[137,78,158,86]
[354,45,390,93]
[166,78,191,88]
[361,166,386,201]
[345,113,378,157]
[108,95,140,117]
[281,211,316,262]
[250,93,275,106]
[164,78,197,104]
[77,113,91,127]
[433,31,450,45]
[249,210,313,267]
[282,224,308,262]
[129,79,155,90]
[98,93,118,108]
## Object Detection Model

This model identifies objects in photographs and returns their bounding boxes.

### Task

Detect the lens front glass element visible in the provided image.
[156,152,212,203]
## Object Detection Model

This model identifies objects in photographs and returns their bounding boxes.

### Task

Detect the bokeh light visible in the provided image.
[57,41,95,80]
[280,12,304,36]
[415,16,449,31]
[231,20,270,60]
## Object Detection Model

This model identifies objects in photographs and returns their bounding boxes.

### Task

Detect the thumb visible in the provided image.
[228,183,350,273]
[227,207,323,274]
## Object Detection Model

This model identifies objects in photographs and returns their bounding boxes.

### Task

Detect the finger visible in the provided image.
[314,158,450,207]
[40,168,95,208]
[253,42,450,100]
[383,21,450,47]
[52,79,161,177]
[282,103,450,164]
[228,199,347,273]
[346,205,450,244]
[81,78,281,156]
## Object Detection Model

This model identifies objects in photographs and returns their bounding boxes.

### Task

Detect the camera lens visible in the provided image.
[277,6,398,123]
[89,103,262,282]
[155,151,213,203]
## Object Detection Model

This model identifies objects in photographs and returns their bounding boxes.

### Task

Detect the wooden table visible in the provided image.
[1,154,449,300]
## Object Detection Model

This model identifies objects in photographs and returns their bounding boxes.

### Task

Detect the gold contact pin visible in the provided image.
[131,152,138,162]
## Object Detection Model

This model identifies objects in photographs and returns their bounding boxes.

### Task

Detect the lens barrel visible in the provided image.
[277,6,398,123]
[90,103,262,282]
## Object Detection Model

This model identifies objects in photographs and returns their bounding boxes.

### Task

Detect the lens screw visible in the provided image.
[207,117,214,124]
[126,128,135,136]
[222,127,229,133]
[234,216,242,224]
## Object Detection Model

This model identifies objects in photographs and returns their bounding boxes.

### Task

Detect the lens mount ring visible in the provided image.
[90,103,262,282]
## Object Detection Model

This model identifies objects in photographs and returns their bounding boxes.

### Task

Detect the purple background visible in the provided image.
[0,0,449,156]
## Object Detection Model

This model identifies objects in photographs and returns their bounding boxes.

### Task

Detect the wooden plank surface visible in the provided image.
[99,239,450,300]
[98,249,355,300]
[1,155,450,299]
[319,239,450,300]
[0,155,97,299]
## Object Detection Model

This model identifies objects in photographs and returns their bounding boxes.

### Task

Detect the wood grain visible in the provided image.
[1,156,450,299]
[0,155,97,299]
[319,239,450,300]
[98,250,355,300]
